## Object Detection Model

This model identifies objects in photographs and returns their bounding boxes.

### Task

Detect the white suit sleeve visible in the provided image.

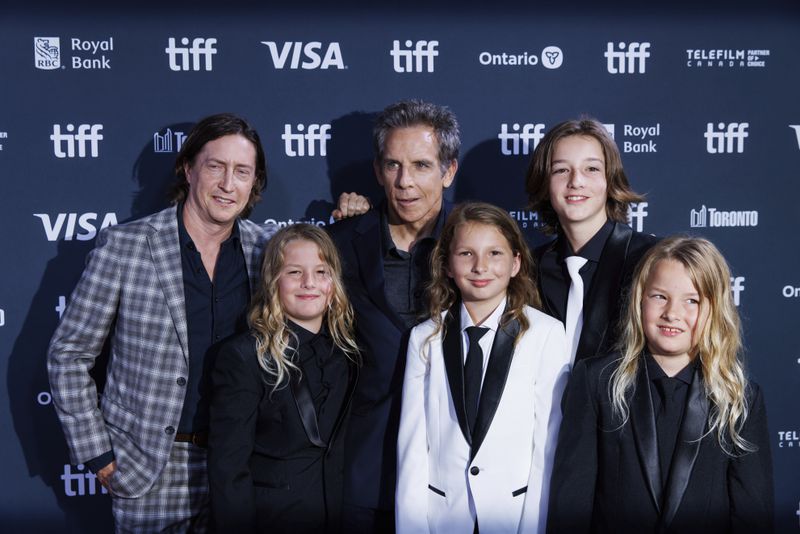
[519,318,571,534]
[396,325,433,534]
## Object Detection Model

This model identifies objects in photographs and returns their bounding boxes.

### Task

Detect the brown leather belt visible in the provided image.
[174,431,208,448]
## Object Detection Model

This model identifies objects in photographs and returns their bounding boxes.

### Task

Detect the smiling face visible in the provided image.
[446,222,520,322]
[642,259,709,368]
[183,134,257,229]
[548,135,609,235]
[278,239,334,333]
[375,125,456,230]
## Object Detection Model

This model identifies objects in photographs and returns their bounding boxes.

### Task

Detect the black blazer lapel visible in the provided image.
[630,359,662,512]
[575,223,632,360]
[535,241,560,321]
[290,372,327,448]
[470,318,520,460]
[442,310,472,446]
[658,365,708,531]
[352,215,406,332]
[328,360,360,447]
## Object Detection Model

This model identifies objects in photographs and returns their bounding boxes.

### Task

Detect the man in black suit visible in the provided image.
[328,99,460,533]
[525,118,658,364]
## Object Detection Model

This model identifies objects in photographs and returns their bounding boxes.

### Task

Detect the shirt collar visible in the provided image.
[287,319,327,346]
[380,200,446,256]
[556,219,615,263]
[176,202,241,250]
[459,296,507,334]
[645,350,696,385]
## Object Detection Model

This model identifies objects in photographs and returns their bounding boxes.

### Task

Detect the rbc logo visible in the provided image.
[705,123,748,154]
[165,37,217,71]
[51,124,103,158]
[261,41,345,69]
[282,124,331,157]
[34,212,118,241]
[34,37,61,70]
[498,123,545,156]
[605,42,650,74]
[627,202,648,232]
[390,40,438,73]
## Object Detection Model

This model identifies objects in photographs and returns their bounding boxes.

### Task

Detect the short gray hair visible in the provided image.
[373,99,460,175]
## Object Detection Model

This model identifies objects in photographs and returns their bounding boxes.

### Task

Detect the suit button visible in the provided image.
[470,466,480,476]
[177,377,186,386]
[165,426,175,435]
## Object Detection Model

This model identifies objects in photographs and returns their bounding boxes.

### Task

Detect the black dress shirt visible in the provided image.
[538,219,615,322]
[380,204,445,330]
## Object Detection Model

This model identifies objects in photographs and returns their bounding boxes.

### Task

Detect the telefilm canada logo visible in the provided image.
[689,205,758,229]
[478,45,563,69]
[508,210,542,230]
[34,36,114,70]
[685,48,769,68]
[261,41,345,69]
[777,430,800,449]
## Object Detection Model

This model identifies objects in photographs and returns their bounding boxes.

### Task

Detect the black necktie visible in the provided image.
[464,326,489,435]
[654,376,682,487]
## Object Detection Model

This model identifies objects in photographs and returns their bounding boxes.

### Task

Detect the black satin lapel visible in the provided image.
[328,360,359,446]
[575,223,631,360]
[536,244,560,320]
[630,360,662,512]
[470,319,519,459]
[352,217,406,332]
[442,311,471,445]
[290,372,327,448]
[659,365,708,530]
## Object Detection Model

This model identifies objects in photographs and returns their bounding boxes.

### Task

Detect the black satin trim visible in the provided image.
[631,359,662,512]
[511,486,528,497]
[442,309,471,445]
[428,484,446,497]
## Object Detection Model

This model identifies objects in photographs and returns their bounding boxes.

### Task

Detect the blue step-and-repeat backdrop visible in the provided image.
[1,1,799,531]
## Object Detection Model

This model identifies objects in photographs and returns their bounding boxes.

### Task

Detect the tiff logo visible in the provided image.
[282,124,331,157]
[62,464,108,496]
[0,308,4,327]
[154,128,186,153]
[166,37,217,71]
[790,125,800,149]
[627,202,648,232]
[34,212,118,241]
[605,42,650,74]
[391,40,438,73]
[56,296,67,318]
[705,122,748,154]
[731,276,745,307]
[261,41,345,69]
[498,123,545,155]
[51,124,103,158]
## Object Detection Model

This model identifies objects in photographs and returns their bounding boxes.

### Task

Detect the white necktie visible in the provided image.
[564,256,588,364]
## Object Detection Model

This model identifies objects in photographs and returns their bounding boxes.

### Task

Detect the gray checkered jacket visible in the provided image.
[47,205,276,498]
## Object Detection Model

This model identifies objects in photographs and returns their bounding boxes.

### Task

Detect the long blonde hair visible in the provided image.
[249,224,359,391]
[427,202,540,341]
[610,236,753,455]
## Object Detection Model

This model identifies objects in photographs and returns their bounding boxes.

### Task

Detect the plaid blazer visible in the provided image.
[47,205,276,498]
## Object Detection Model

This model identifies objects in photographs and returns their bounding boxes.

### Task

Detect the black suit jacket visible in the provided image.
[534,222,658,362]
[208,332,358,534]
[327,201,452,511]
[548,353,774,534]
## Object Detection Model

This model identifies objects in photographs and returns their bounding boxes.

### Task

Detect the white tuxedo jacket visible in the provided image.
[396,305,570,534]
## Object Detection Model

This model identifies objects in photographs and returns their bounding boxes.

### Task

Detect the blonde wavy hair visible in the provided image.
[426,202,540,342]
[249,224,359,391]
[610,236,754,455]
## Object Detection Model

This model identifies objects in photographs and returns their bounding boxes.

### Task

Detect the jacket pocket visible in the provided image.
[428,484,446,498]
[511,486,528,497]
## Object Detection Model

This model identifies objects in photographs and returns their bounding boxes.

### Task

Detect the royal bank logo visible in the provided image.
[705,122,748,154]
[390,40,438,73]
[34,212,118,241]
[34,37,114,70]
[153,128,186,153]
[686,48,769,68]
[627,202,648,232]
[689,205,758,229]
[478,45,563,69]
[282,123,331,157]
[603,124,615,139]
[619,123,660,154]
[51,124,103,158]
[605,42,650,74]
[508,210,542,229]
[34,37,60,69]
[62,464,108,497]
[790,125,800,149]
[261,41,345,69]
[166,37,217,71]
[498,123,545,155]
